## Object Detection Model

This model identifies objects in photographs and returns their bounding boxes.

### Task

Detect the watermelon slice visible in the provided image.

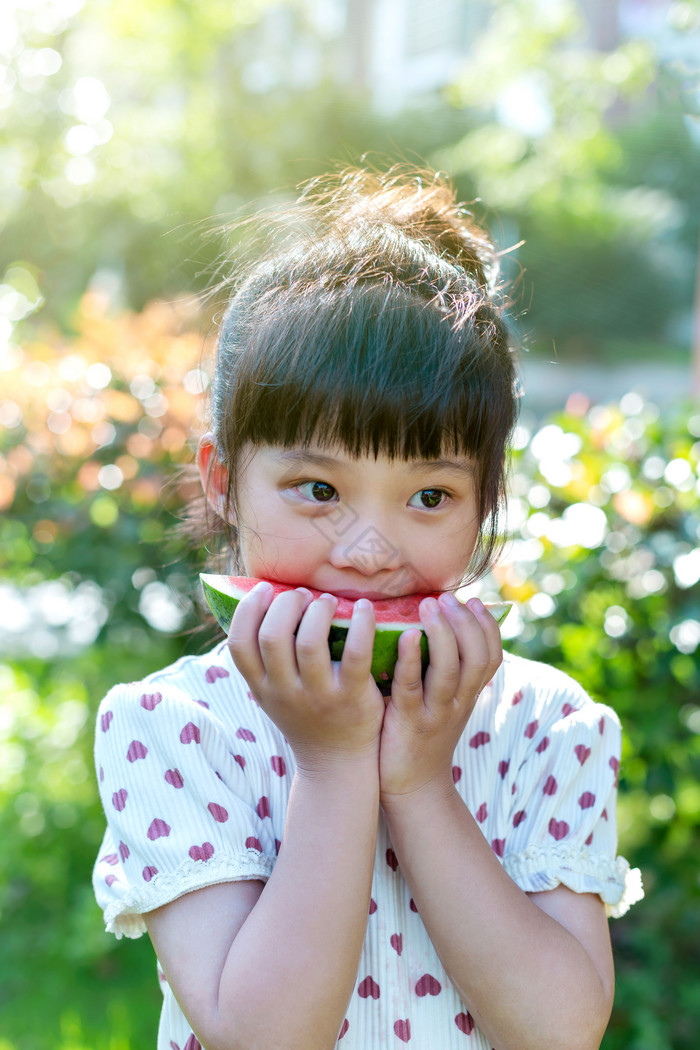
[200,574,511,686]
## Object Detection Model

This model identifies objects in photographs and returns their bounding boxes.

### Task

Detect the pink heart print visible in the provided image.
[236,727,256,742]
[100,710,113,732]
[180,722,200,744]
[245,836,263,852]
[548,818,570,841]
[415,974,441,997]
[169,1036,202,1050]
[574,744,591,765]
[165,769,184,789]
[498,759,510,778]
[205,665,229,683]
[390,933,403,956]
[126,739,148,762]
[358,976,380,999]
[469,731,490,748]
[562,702,577,717]
[208,802,229,823]
[513,809,526,827]
[368,898,377,915]
[142,866,158,882]
[524,719,538,739]
[579,791,596,809]
[140,692,162,710]
[338,1019,349,1039]
[543,775,558,796]
[270,756,287,777]
[256,796,270,819]
[147,818,171,840]
[112,788,128,811]
[491,839,505,857]
[536,736,550,753]
[476,802,487,823]
[452,765,462,783]
[455,1012,475,1034]
[511,689,523,705]
[189,842,214,862]
[386,848,398,872]
[119,840,130,862]
[394,1019,411,1042]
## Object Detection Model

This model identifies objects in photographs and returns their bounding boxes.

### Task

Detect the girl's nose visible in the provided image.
[328,521,403,575]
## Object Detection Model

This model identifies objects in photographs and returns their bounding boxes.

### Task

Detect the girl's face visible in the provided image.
[200,439,482,598]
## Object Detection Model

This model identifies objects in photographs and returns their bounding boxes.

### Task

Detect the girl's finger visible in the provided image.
[437,593,499,691]
[391,628,425,707]
[419,597,461,700]
[464,597,503,670]
[338,598,376,685]
[227,581,275,682]
[256,587,314,680]
[294,594,339,683]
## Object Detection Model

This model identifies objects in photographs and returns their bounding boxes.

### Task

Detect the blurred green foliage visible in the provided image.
[481,394,700,1049]
[1,0,699,360]
[437,0,700,356]
[1,299,699,1048]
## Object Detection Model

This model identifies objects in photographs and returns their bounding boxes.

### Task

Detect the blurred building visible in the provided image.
[339,0,691,110]
[344,0,490,112]
[242,1,695,112]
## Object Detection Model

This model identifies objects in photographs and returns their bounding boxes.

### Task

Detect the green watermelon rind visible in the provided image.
[200,573,511,686]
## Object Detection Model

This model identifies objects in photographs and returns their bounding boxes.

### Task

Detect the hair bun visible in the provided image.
[301,165,498,291]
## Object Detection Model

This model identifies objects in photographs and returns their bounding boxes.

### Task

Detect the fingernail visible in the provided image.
[440,592,461,608]
[467,597,484,613]
[354,598,373,612]
[319,592,338,604]
[253,580,272,595]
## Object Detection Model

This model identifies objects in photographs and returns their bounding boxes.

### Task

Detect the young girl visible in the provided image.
[93,166,642,1050]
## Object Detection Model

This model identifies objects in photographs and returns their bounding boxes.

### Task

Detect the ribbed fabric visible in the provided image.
[93,643,642,1050]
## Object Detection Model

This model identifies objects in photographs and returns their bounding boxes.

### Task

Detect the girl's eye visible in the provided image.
[297,480,338,503]
[409,488,448,510]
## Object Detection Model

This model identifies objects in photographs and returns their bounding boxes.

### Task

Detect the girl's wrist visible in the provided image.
[379,768,458,816]
[293,741,380,783]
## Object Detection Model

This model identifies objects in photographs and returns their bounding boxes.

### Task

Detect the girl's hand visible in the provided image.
[228,583,384,772]
[379,593,502,803]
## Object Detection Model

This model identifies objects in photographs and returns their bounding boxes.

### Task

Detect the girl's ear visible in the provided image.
[197,433,235,523]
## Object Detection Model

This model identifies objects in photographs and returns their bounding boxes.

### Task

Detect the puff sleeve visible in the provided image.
[93,672,280,939]
[501,685,642,917]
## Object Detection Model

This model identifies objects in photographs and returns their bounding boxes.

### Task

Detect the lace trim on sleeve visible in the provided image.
[503,845,644,918]
[103,851,275,939]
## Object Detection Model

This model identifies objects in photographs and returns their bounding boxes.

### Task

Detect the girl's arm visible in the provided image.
[379,593,614,1050]
[146,586,385,1050]
[381,784,614,1050]
[145,753,379,1050]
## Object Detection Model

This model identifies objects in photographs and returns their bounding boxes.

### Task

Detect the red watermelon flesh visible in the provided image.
[200,574,510,686]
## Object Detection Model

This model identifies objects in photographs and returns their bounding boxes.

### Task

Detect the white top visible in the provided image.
[93,642,643,1050]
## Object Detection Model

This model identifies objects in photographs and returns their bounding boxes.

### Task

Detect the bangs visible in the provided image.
[215,282,516,466]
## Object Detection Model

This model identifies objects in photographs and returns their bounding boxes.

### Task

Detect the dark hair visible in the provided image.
[195,165,519,584]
